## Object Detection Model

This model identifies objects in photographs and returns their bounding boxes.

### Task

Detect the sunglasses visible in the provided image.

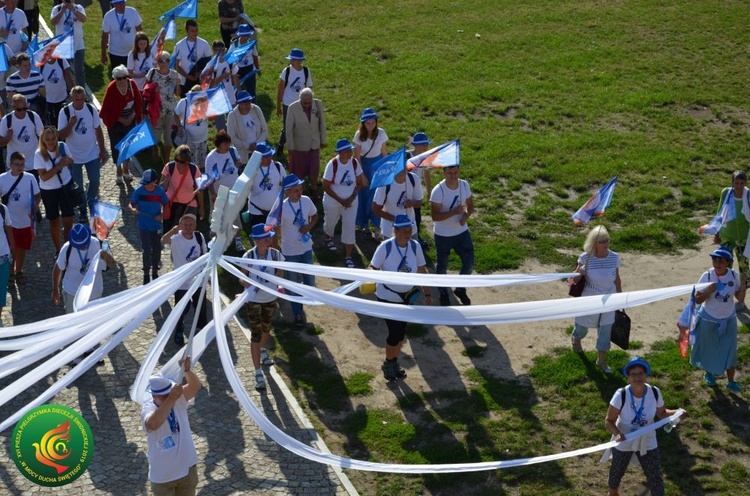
[15,107,27,111]
[115,76,127,81]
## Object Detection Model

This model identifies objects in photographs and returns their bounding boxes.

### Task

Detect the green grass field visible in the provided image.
[78,1,750,494]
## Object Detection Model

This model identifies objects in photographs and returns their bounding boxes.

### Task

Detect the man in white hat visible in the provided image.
[142,357,202,495]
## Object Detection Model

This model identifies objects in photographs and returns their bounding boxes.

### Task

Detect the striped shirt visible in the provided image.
[6,70,44,100]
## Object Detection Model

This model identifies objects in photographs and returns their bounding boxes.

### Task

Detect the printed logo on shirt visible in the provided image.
[120,22,131,34]
[46,69,60,84]
[10,189,20,202]
[448,195,460,210]
[221,159,235,175]
[259,175,273,191]
[186,245,199,261]
[339,170,353,187]
[18,126,32,143]
[396,191,406,209]
[74,116,88,136]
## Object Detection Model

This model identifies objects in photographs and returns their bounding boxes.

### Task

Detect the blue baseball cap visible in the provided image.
[335,139,355,153]
[69,224,92,250]
[622,356,651,377]
[360,107,379,122]
[140,169,158,185]
[412,132,431,145]
[236,90,254,103]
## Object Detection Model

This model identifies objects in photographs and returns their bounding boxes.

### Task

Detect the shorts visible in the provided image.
[12,226,32,250]
[40,187,75,220]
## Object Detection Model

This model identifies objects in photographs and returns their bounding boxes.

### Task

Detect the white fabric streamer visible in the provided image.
[73,250,103,311]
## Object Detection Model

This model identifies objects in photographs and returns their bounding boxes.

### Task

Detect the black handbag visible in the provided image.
[568,275,585,297]
[610,310,631,350]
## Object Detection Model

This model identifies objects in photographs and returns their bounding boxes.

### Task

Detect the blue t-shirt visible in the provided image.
[130,185,168,231]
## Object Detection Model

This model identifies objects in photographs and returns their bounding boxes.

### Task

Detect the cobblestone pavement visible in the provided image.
[0,126,357,494]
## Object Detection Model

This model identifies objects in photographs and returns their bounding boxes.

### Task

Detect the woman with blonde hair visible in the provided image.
[34,127,75,252]
[569,225,622,373]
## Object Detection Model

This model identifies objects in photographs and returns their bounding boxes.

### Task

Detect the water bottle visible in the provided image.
[663,418,679,433]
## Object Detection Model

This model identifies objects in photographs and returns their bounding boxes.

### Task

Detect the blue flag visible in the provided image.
[25,34,39,58]
[0,45,7,73]
[572,175,618,225]
[369,147,406,190]
[159,0,197,21]
[238,68,260,86]
[699,190,736,235]
[115,121,157,166]
[224,40,257,65]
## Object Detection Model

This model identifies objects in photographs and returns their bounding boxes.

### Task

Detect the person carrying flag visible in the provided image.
[406,132,432,245]
[712,170,750,311]
[230,23,259,97]
[174,85,208,171]
[204,40,238,132]
[372,164,422,241]
[430,163,474,306]
[173,19,211,98]
[100,65,142,184]
[267,173,317,326]
[50,0,87,88]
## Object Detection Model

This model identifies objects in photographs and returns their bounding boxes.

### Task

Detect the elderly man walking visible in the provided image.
[285,88,325,200]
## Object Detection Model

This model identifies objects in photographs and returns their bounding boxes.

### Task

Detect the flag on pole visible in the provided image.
[150,17,176,61]
[91,200,121,240]
[32,32,74,67]
[114,121,157,166]
[158,0,197,21]
[264,190,285,231]
[223,40,256,66]
[406,140,460,170]
[676,287,697,358]
[199,51,221,90]
[369,147,406,190]
[185,86,231,125]
[0,46,8,73]
[238,68,260,86]
[25,34,39,58]
[195,169,220,192]
[572,175,618,226]
[699,191,736,235]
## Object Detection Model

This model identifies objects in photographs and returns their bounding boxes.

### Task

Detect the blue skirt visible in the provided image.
[690,311,738,375]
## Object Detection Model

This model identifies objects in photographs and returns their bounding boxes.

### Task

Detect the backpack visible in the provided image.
[194,231,204,256]
[384,238,418,259]
[384,172,416,204]
[331,156,359,181]
[63,103,96,123]
[283,66,309,88]
[617,385,659,410]
[168,161,199,188]
[7,109,40,129]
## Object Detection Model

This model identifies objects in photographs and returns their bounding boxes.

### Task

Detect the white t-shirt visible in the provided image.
[1,8,28,55]
[430,179,472,237]
[248,161,285,214]
[58,103,102,163]
[0,171,38,228]
[242,247,285,304]
[0,43,14,90]
[127,51,154,90]
[141,395,198,484]
[610,385,664,452]
[56,238,106,297]
[699,268,741,319]
[279,66,312,106]
[0,111,44,171]
[370,238,426,302]
[353,129,388,159]
[212,59,238,106]
[268,196,316,257]
[175,97,208,143]
[239,109,264,143]
[173,37,211,85]
[322,156,361,200]
[0,204,11,257]
[51,4,86,51]
[34,143,73,190]
[205,147,240,192]
[373,172,422,237]
[170,231,206,290]
[101,7,142,57]
[233,41,258,70]
[40,59,70,104]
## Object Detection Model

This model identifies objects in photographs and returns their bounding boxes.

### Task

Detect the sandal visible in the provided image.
[571,336,583,353]
[345,257,355,268]
[15,272,27,285]
[597,361,613,374]
[325,237,337,251]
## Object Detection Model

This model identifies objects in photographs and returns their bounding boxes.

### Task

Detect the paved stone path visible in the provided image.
[0,114,357,494]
